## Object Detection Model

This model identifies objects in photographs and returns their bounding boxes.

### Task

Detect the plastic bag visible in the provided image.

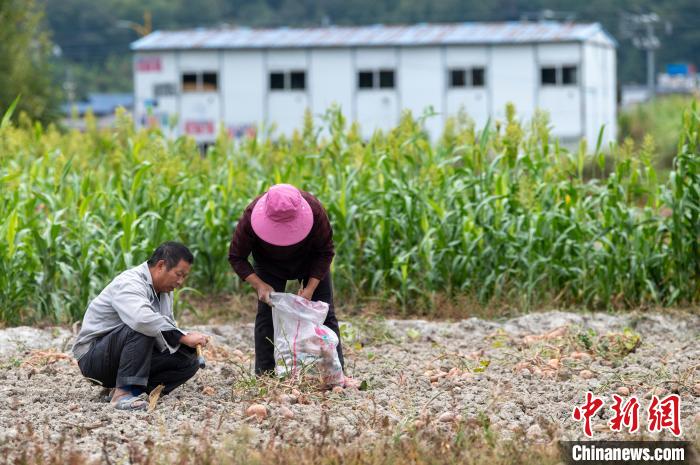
[270,292,344,386]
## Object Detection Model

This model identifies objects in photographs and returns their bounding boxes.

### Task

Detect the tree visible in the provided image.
[0,0,62,124]
[39,0,700,95]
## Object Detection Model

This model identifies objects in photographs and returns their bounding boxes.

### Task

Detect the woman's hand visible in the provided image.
[297,286,314,301]
[256,281,274,305]
[298,277,320,301]
[245,273,274,305]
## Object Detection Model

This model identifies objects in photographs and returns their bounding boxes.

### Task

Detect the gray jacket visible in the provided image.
[72,262,184,360]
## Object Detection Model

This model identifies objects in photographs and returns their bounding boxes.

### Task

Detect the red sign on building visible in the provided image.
[185,121,215,135]
[136,56,162,72]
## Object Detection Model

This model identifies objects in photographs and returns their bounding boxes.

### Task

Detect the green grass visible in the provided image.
[619,94,698,167]
[0,102,699,324]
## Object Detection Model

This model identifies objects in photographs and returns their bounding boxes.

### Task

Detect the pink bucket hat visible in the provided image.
[251,184,313,246]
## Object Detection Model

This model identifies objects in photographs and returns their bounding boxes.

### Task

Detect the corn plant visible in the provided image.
[1,100,699,324]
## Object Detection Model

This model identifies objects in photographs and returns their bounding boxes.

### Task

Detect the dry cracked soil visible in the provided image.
[0,310,698,462]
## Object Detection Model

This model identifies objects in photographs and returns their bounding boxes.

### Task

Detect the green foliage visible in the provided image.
[1,103,700,324]
[44,0,700,94]
[473,360,490,373]
[0,0,62,124]
[340,317,395,349]
[667,101,700,303]
[576,329,595,351]
[570,327,642,360]
[619,96,697,166]
[60,56,134,99]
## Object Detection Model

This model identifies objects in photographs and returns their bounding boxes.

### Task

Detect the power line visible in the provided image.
[619,11,670,98]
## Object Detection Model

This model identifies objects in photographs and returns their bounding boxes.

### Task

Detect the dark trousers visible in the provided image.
[254,267,344,375]
[77,324,199,394]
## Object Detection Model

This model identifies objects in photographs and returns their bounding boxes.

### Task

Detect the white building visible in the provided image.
[131,21,617,145]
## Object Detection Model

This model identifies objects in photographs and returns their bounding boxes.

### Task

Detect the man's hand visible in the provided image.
[179,331,209,348]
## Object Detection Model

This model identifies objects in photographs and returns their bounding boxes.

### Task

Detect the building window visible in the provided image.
[154,83,176,97]
[269,70,307,91]
[202,72,218,91]
[448,67,486,88]
[541,65,578,86]
[541,67,557,85]
[358,71,374,89]
[449,70,465,87]
[471,68,485,87]
[562,65,578,85]
[358,69,396,90]
[379,70,394,88]
[181,71,218,92]
[290,71,306,89]
[270,72,285,90]
[182,73,198,92]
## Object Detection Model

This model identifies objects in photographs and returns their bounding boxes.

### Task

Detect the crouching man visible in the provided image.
[72,241,209,411]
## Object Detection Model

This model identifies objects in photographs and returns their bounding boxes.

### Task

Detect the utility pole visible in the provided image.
[620,12,664,99]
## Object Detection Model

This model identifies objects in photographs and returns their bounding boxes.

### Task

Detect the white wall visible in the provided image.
[221,50,264,137]
[266,49,309,136]
[134,51,225,142]
[134,41,616,147]
[400,47,444,136]
[133,51,178,137]
[444,46,489,129]
[178,51,221,142]
[537,43,582,139]
[604,46,617,147]
[178,51,218,71]
[583,42,616,147]
[309,49,353,121]
[490,45,536,121]
[355,48,399,137]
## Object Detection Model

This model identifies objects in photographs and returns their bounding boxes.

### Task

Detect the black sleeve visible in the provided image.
[162,330,182,347]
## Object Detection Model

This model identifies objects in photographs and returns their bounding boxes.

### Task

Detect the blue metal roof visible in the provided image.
[131,21,616,51]
[63,93,133,117]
